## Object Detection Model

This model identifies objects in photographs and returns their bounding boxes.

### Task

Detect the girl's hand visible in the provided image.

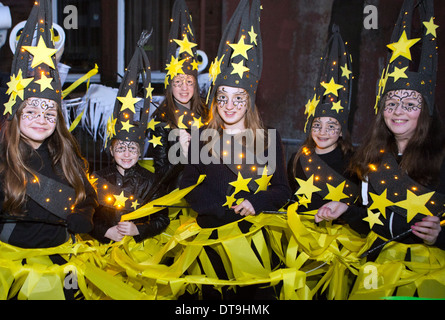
[232,200,256,216]
[105,225,125,242]
[179,130,191,158]
[411,216,442,246]
[117,221,140,236]
[315,201,349,223]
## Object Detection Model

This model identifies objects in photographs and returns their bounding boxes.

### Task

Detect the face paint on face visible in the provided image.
[171,74,196,108]
[383,90,422,144]
[110,140,141,175]
[215,86,248,131]
[19,98,58,149]
[311,117,342,154]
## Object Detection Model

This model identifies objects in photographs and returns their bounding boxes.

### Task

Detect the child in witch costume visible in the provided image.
[288,26,359,215]
[89,31,169,244]
[315,0,445,298]
[148,0,208,192]
[180,0,290,299]
[0,0,98,249]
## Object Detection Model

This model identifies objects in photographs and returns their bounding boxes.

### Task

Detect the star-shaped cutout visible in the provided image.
[147,118,160,131]
[145,83,154,99]
[321,77,344,97]
[229,172,252,195]
[174,34,197,56]
[340,63,352,80]
[117,90,141,114]
[113,191,128,208]
[191,59,200,71]
[165,55,185,81]
[106,116,117,141]
[387,30,421,63]
[368,189,394,219]
[231,60,250,79]
[254,166,273,194]
[131,200,140,210]
[208,55,225,85]
[3,96,15,116]
[35,74,54,92]
[304,94,319,117]
[396,190,434,223]
[23,36,58,69]
[229,36,253,60]
[191,116,204,129]
[323,181,349,202]
[120,120,134,132]
[248,26,258,45]
[331,100,344,113]
[295,174,322,201]
[223,193,237,208]
[6,69,33,101]
[297,195,311,209]
[389,66,408,83]
[363,209,384,229]
[149,135,163,148]
[423,17,439,38]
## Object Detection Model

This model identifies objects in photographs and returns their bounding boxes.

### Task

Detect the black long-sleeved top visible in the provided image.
[180,130,291,228]
[90,163,170,243]
[342,154,445,252]
[0,141,98,248]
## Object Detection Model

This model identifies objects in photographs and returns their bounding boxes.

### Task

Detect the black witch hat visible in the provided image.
[164,0,199,88]
[207,0,263,107]
[375,0,438,115]
[106,30,152,149]
[304,25,353,133]
[4,0,61,119]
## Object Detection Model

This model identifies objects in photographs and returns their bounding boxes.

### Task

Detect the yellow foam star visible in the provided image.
[165,55,185,80]
[229,36,253,60]
[174,34,198,56]
[363,209,384,229]
[295,174,322,201]
[3,96,15,116]
[231,60,250,79]
[149,135,163,148]
[341,63,352,79]
[389,66,408,83]
[35,73,54,92]
[223,193,237,208]
[387,30,421,63]
[113,191,128,208]
[131,200,140,210]
[297,195,311,209]
[368,189,394,219]
[191,59,200,71]
[6,69,33,101]
[331,100,344,113]
[254,166,273,194]
[106,116,117,140]
[304,94,319,117]
[191,116,204,129]
[229,172,252,195]
[321,77,344,97]
[145,83,154,99]
[323,181,349,202]
[117,90,141,114]
[208,55,225,85]
[120,120,134,132]
[23,36,58,69]
[423,17,439,38]
[396,190,434,223]
[147,118,160,131]
[248,26,258,45]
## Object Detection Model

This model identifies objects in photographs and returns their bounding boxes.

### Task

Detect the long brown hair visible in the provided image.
[0,100,89,215]
[154,77,208,128]
[350,92,445,187]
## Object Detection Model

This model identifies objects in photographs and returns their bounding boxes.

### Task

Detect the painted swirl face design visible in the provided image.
[383,90,422,143]
[19,98,58,149]
[311,117,342,154]
[216,86,249,131]
[111,140,141,174]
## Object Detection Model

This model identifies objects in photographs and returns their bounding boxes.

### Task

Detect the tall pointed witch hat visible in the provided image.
[207,0,263,107]
[4,0,62,119]
[106,30,152,149]
[164,0,199,88]
[304,25,353,133]
[375,0,438,115]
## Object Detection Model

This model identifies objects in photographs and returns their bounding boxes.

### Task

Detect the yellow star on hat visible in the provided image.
[231,60,250,79]
[340,63,352,80]
[23,36,58,69]
[388,66,408,82]
[174,34,198,56]
[35,73,54,92]
[387,30,420,63]
[229,36,253,60]
[6,69,33,101]
[321,77,344,97]
[117,90,141,114]
[423,17,439,38]
[120,120,134,132]
[208,55,225,85]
